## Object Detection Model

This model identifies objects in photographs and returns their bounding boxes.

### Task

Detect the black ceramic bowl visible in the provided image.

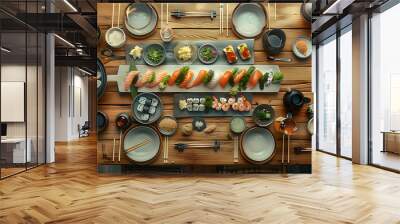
[97,111,109,133]
[262,29,286,55]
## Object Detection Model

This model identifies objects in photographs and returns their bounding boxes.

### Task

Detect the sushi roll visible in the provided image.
[199,98,206,104]
[187,104,193,112]
[138,96,147,105]
[149,106,156,114]
[193,104,199,111]
[140,114,150,121]
[137,104,145,112]
[193,98,200,104]
[186,98,193,104]
[144,99,152,106]
[151,98,159,107]
[199,104,205,112]
[142,105,150,113]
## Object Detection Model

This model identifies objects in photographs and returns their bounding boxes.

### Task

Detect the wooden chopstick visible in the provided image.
[126,138,151,153]
[118,131,122,161]
[112,138,116,161]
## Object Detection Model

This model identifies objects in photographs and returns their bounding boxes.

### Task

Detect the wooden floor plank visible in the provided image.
[0,137,400,223]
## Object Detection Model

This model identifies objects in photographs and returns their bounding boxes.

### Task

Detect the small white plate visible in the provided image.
[292,37,312,59]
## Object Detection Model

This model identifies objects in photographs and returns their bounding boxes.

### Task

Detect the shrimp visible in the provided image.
[228,97,236,105]
[238,103,246,112]
[222,103,230,112]
[232,102,239,111]
[244,100,252,111]
[216,103,222,111]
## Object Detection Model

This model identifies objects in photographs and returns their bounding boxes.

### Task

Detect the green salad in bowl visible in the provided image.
[144,44,166,66]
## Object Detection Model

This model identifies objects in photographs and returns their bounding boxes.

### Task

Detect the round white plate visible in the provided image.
[232,3,266,38]
[241,127,275,163]
[292,37,312,59]
[123,126,160,163]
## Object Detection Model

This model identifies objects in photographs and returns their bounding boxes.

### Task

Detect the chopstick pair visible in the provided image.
[219,4,229,36]
[126,138,151,153]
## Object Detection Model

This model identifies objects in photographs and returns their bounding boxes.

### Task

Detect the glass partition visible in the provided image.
[0,1,46,179]
[339,27,352,158]
[370,3,400,171]
[317,36,337,155]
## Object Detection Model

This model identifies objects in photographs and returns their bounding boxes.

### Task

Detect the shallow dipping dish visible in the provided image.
[230,117,246,134]
[174,42,198,65]
[253,104,275,127]
[143,43,166,66]
[232,3,267,39]
[198,43,219,65]
[105,27,126,48]
[158,116,178,136]
[123,126,161,164]
[240,127,276,164]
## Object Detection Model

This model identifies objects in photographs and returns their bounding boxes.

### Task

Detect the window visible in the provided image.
[317,36,337,154]
[339,28,352,158]
[370,3,400,171]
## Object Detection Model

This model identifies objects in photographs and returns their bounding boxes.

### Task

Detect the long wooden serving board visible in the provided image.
[125,39,255,65]
[108,64,281,93]
[173,93,253,118]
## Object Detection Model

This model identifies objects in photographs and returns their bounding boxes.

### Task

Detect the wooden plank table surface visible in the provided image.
[97,3,312,170]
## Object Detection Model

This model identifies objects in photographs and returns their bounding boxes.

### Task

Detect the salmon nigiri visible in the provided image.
[233,69,246,84]
[147,71,169,88]
[248,70,263,89]
[179,70,194,89]
[168,69,181,86]
[219,70,233,88]
[188,70,207,88]
[124,70,140,91]
[135,69,155,88]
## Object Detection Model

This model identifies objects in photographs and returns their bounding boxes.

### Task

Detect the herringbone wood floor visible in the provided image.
[1,137,399,224]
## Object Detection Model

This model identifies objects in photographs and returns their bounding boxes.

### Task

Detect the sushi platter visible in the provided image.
[174,93,253,118]
[125,39,255,65]
[107,64,282,93]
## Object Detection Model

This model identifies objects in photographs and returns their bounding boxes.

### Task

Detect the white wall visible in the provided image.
[54,67,89,141]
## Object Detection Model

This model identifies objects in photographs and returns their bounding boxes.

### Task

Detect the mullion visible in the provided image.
[336,31,341,157]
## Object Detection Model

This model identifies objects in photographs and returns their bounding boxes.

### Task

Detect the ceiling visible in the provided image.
[0,0,97,72]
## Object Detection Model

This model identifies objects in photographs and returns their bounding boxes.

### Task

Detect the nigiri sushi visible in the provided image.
[135,70,155,88]
[168,69,181,86]
[219,70,233,88]
[179,70,194,88]
[248,69,263,89]
[188,69,207,88]
[207,71,222,89]
[233,69,246,84]
[147,71,169,88]
[124,70,140,91]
